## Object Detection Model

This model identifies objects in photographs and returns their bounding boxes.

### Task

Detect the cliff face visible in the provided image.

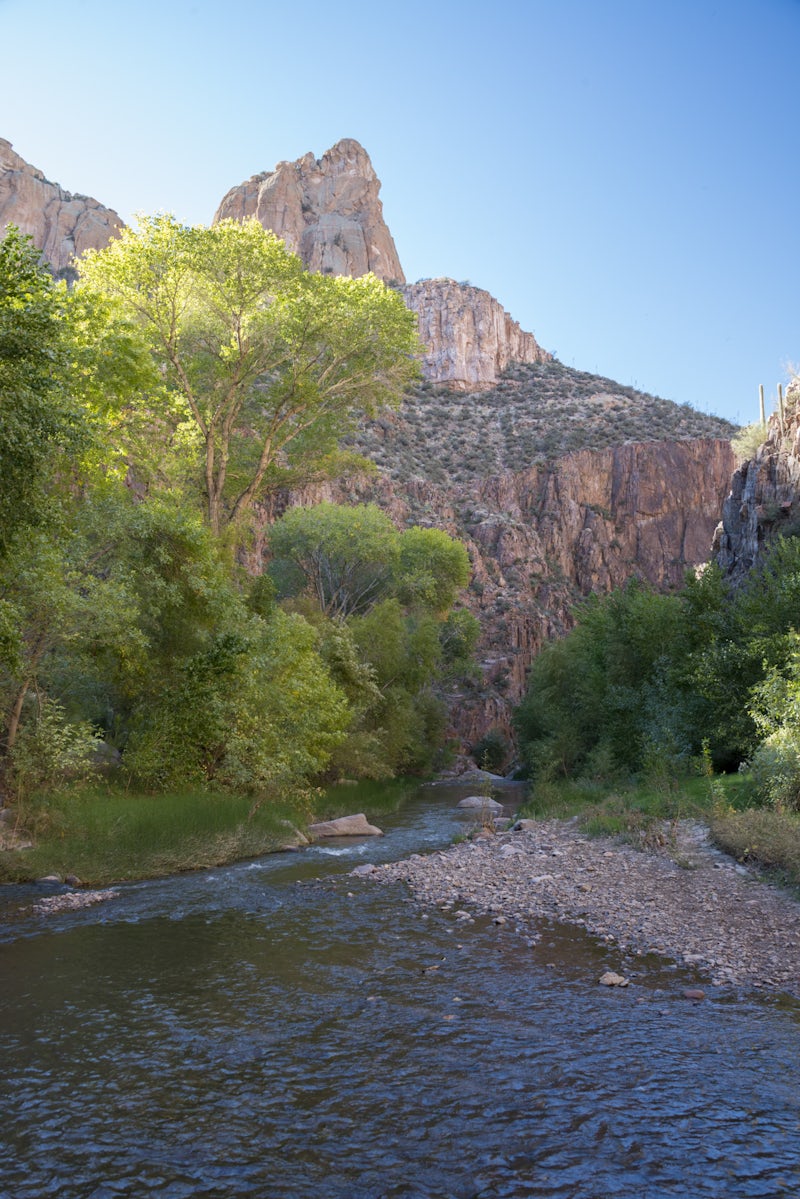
[401,278,551,389]
[0,139,122,278]
[255,437,736,748]
[713,382,800,583]
[214,138,406,285]
[215,139,551,391]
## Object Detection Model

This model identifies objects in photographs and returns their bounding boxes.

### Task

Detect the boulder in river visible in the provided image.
[457,796,504,814]
[307,813,383,838]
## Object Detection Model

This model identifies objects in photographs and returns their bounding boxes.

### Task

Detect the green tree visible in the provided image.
[394,526,471,613]
[78,216,420,533]
[269,502,399,617]
[0,226,87,555]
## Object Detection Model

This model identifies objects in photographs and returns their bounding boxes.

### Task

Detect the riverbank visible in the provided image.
[365,817,800,997]
[0,778,418,886]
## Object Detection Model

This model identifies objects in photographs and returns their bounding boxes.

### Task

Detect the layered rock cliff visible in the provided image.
[214,138,405,285]
[713,381,800,583]
[0,139,122,278]
[401,278,550,389]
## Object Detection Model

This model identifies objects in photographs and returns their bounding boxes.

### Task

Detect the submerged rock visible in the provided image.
[599,972,630,988]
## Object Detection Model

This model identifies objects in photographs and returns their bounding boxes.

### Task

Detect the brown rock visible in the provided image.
[714,380,800,583]
[599,971,630,987]
[0,139,122,277]
[307,813,383,838]
[402,278,550,390]
[214,138,405,284]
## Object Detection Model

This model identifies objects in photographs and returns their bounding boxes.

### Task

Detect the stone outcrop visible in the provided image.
[402,278,551,390]
[214,138,405,285]
[0,139,122,277]
[713,382,800,582]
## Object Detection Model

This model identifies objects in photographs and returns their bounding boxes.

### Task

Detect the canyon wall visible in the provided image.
[215,139,551,391]
[214,138,405,285]
[256,436,736,749]
[401,278,551,389]
[0,139,122,277]
[713,382,800,583]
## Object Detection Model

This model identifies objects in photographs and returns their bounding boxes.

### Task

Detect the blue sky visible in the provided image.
[3,0,798,425]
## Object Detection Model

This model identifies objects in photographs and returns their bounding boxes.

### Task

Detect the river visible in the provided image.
[1,782,799,1198]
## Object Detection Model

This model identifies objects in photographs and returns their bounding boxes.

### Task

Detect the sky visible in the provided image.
[2,0,799,426]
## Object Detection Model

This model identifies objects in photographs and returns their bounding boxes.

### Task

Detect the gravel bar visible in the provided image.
[363,819,800,996]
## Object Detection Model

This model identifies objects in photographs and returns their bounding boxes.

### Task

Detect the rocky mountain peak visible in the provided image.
[214,137,405,285]
[214,138,558,390]
[0,138,122,278]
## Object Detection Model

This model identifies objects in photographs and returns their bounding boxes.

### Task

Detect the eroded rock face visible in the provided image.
[254,436,736,749]
[215,140,551,390]
[214,138,405,285]
[0,139,122,277]
[713,382,800,583]
[402,278,551,390]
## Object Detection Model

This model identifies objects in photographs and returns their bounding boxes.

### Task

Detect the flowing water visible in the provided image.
[1,783,799,1198]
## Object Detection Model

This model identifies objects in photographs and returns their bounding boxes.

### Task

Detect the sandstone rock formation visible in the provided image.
[0,139,122,277]
[402,278,551,389]
[713,381,800,582]
[214,138,405,285]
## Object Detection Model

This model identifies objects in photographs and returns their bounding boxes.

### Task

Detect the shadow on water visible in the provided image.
[1,779,799,1197]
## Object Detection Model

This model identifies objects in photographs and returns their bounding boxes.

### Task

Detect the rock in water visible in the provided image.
[457,796,504,813]
[599,971,630,987]
[307,813,383,838]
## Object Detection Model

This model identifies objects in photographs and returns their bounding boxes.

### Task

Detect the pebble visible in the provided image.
[599,971,630,988]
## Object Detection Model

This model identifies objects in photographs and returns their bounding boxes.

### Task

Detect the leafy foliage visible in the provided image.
[78,216,420,532]
[0,227,88,555]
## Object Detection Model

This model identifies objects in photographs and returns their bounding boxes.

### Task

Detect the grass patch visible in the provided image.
[517,771,800,887]
[517,772,753,841]
[0,784,316,886]
[709,808,800,892]
[0,775,427,887]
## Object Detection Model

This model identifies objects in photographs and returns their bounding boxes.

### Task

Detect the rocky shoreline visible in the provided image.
[361,817,800,998]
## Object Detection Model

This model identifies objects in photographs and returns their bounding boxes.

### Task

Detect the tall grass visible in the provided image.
[517,772,800,886]
[0,774,425,886]
[0,785,314,886]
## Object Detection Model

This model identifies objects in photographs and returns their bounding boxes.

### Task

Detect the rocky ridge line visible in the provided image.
[214,138,550,390]
[0,138,122,277]
[214,137,405,286]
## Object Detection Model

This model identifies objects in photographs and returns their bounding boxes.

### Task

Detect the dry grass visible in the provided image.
[349,361,737,487]
[710,808,800,890]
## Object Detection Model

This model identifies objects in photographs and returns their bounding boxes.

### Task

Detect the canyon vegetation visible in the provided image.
[2,136,799,885]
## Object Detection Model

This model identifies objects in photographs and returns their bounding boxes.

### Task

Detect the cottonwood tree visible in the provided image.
[78,216,420,534]
[0,226,87,556]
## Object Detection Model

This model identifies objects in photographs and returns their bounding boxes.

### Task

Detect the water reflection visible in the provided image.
[1,784,799,1197]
